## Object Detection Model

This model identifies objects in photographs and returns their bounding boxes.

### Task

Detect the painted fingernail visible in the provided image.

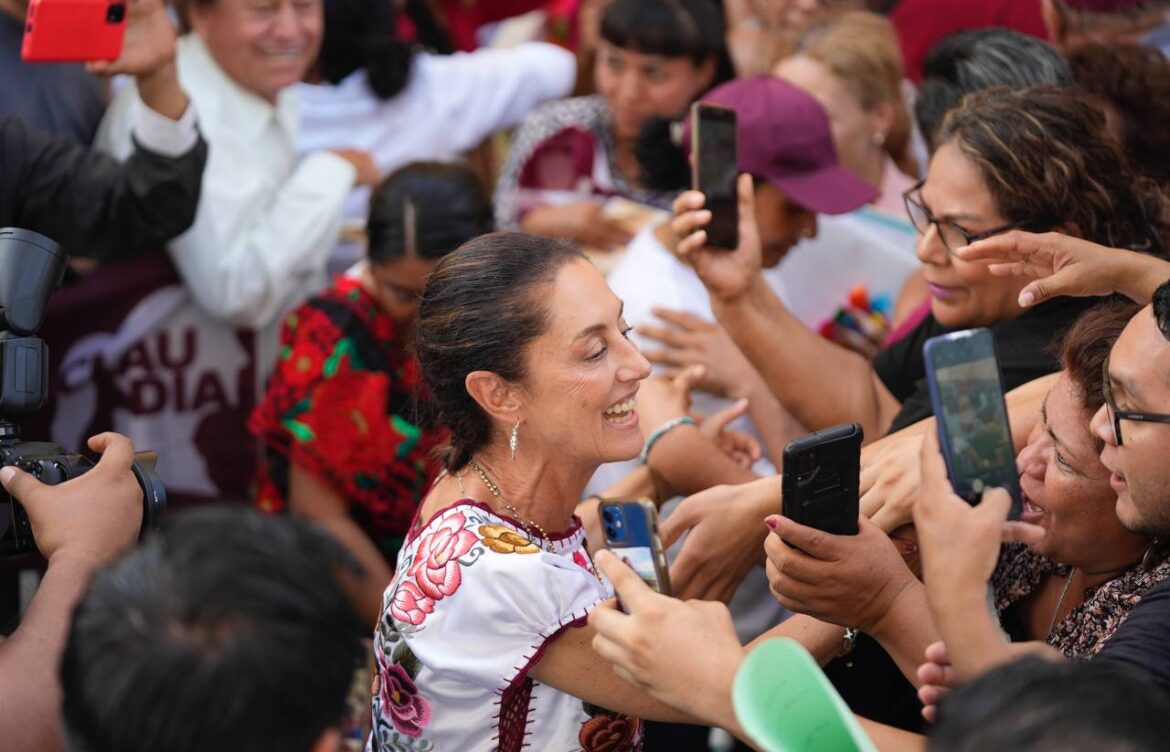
[896,540,918,555]
[765,516,779,530]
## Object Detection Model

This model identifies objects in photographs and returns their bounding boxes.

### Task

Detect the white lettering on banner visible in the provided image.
[51,287,250,497]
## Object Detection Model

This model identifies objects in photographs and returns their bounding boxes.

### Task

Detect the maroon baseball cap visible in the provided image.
[683,76,877,215]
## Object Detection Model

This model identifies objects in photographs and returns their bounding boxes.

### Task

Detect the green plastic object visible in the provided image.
[732,638,878,752]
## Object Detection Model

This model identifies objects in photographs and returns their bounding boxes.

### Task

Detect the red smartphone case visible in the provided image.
[21,0,126,64]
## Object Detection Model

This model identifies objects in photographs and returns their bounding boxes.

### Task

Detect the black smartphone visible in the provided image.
[782,423,863,536]
[690,102,739,249]
[600,498,672,608]
[923,328,1022,518]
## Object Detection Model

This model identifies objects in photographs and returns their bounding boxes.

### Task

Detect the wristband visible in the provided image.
[639,416,696,465]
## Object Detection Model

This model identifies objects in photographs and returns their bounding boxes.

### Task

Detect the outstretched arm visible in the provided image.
[671,175,902,439]
[957,231,1170,307]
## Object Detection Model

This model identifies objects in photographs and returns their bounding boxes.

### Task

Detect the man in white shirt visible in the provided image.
[86,0,367,504]
[96,0,364,333]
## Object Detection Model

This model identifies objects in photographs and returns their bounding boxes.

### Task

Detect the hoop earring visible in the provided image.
[510,420,520,461]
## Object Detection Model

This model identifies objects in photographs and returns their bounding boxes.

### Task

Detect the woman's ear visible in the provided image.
[465,370,522,424]
[869,101,899,150]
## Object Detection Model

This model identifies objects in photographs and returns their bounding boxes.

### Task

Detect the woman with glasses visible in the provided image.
[583,303,1170,741]
[671,84,1167,442]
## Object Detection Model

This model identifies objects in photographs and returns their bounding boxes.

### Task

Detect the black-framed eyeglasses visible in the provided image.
[1101,356,1170,446]
[902,180,1031,255]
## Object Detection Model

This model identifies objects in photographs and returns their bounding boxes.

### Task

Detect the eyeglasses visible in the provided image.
[1101,356,1170,446]
[903,180,1031,255]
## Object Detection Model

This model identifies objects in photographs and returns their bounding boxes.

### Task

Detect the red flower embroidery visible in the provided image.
[408,512,479,600]
[579,714,639,752]
[389,581,435,626]
[377,663,433,737]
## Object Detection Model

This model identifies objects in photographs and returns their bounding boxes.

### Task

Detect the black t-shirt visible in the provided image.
[829,295,1103,731]
[873,296,1101,434]
[1095,578,1170,693]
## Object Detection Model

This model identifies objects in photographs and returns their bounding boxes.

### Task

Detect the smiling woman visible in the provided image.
[493,0,731,248]
[365,232,715,751]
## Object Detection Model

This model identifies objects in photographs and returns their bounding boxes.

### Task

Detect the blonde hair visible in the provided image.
[789,10,918,177]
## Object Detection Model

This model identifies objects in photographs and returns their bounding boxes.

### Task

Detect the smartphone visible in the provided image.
[690,102,739,249]
[600,499,672,606]
[782,423,863,536]
[923,328,1022,518]
[21,0,126,63]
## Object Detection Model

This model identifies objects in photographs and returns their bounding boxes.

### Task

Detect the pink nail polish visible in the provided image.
[897,540,918,555]
[765,516,778,530]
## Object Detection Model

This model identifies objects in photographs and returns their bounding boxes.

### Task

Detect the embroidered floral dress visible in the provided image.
[493,95,677,231]
[249,275,443,564]
[370,501,644,752]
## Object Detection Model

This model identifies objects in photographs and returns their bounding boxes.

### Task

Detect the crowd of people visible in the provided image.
[2,0,1170,750]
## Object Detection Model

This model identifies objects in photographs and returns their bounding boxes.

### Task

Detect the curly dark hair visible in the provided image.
[935,86,1169,256]
[1067,43,1170,190]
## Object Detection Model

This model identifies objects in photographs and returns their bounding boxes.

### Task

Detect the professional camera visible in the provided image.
[0,228,166,558]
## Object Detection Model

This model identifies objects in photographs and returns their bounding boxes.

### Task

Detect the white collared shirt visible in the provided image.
[95,34,356,331]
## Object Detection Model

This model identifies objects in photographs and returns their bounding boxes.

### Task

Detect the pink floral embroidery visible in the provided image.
[573,550,592,573]
[390,581,435,625]
[378,663,433,737]
[409,512,479,599]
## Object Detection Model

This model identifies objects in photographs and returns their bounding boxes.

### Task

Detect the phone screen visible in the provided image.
[926,330,1020,515]
[600,501,671,597]
[692,103,739,249]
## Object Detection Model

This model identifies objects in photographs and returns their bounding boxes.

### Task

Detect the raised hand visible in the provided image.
[957,230,1170,307]
[671,174,763,301]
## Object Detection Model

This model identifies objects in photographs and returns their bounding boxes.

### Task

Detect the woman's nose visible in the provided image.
[915,223,949,267]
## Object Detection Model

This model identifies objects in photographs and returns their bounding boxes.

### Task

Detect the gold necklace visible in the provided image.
[468,458,550,543]
[1047,567,1077,638]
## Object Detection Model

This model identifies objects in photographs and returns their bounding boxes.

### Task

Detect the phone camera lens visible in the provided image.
[605,525,616,539]
[106,3,125,23]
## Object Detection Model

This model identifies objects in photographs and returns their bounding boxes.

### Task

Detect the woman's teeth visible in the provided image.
[604,398,636,420]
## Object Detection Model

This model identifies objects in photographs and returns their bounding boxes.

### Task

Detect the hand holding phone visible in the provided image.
[690,102,739,250]
[782,423,863,536]
[600,499,672,609]
[923,328,1022,518]
[22,0,127,63]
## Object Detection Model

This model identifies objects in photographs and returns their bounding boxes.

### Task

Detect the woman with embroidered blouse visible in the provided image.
[250,162,493,625]
[493,0,731,250]
[369,233,711,751]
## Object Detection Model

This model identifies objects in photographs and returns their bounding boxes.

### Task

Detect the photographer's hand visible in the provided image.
[2,432,143,566]
[0,433,143,752]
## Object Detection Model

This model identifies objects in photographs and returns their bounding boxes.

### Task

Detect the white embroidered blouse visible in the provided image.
[368,501,644,752]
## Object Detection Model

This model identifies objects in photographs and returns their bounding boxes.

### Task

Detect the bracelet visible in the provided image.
[639,416,696,465]
[841,627,859,658]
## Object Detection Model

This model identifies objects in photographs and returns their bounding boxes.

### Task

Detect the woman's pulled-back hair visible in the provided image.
[367,163,493,265]
[1054,301,1142,418]
[793,10,918,178]
[413,233,585,471]
[935,86,1169,256]
[915,28,1073,151]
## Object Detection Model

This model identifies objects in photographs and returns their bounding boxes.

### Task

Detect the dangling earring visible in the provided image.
[510,420,520,461]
